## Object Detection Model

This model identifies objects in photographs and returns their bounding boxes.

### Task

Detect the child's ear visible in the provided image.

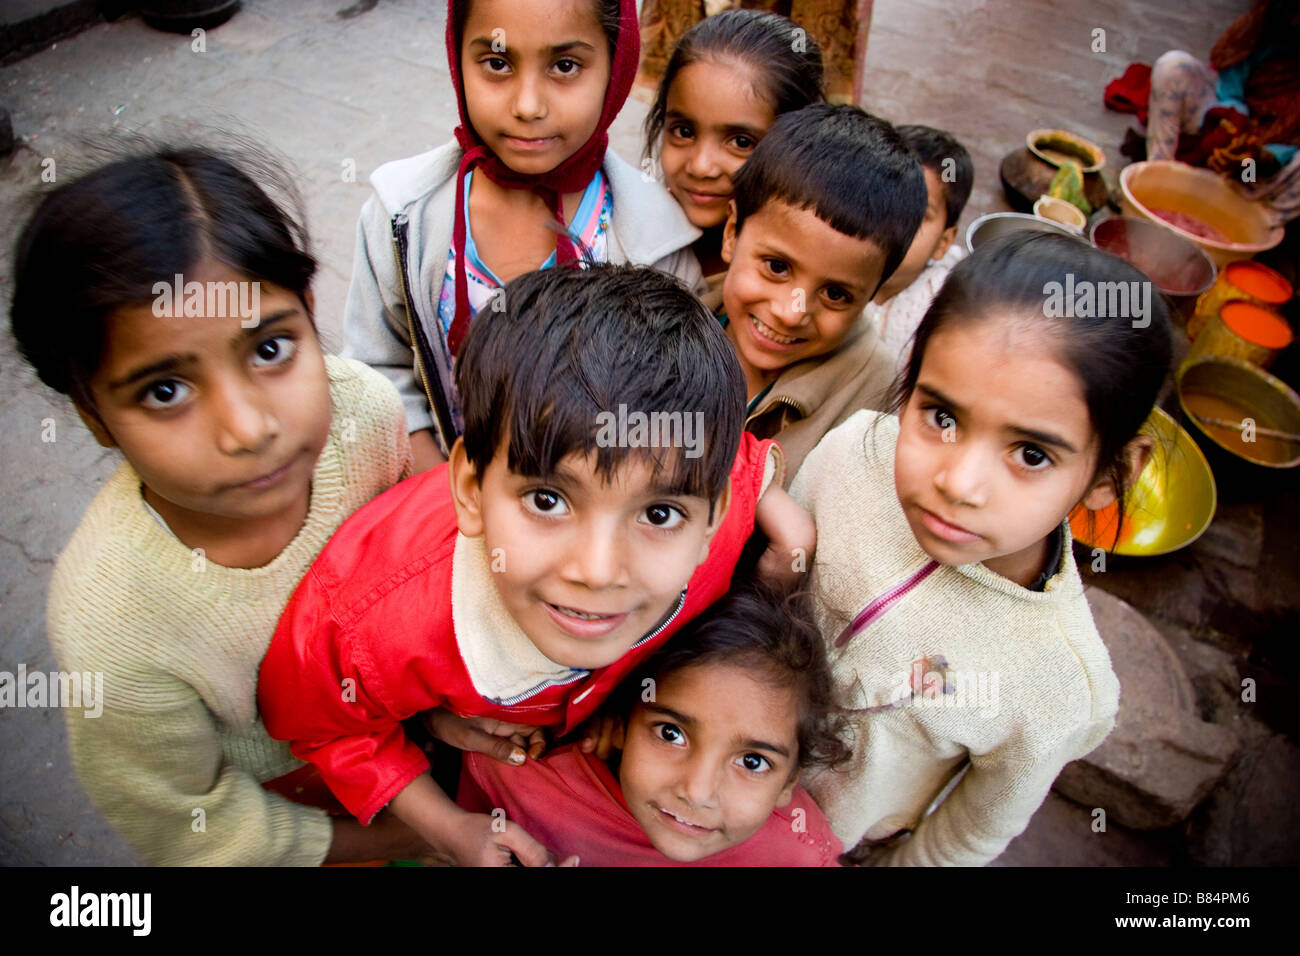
[1080,435,1154,511]
[448,437,486,537]
[932,224,958,262]
[697,478,732,566]
[75,402,116,449]
[720,201,739,265]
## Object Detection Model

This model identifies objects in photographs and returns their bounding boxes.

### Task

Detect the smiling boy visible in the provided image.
[718,104,927,483]
[259,264,814,866]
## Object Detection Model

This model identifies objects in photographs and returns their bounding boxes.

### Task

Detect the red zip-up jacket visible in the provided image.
[258,434,776,823]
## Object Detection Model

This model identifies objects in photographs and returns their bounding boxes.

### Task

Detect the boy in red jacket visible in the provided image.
[259,264,814,866]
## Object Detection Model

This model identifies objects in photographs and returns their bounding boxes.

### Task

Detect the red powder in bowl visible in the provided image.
[1151,208,1232,244]
[1224,261,1293,304]
[1221,301,1293,348]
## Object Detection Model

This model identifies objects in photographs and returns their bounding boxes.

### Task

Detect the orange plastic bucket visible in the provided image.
[1188,300,1293,368]
[1190,261,1293,340]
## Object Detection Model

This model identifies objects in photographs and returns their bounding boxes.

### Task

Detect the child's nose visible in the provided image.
[564,521,626,591]
[683,142,722,180]
[933,441,990,508]
[677,754,722,810]
[212,379,279,455]
[511,73,547,122]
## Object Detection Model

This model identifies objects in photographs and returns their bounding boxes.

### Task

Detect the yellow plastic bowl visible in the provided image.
[1119,160,1284,269]
[1069,407,1217,555]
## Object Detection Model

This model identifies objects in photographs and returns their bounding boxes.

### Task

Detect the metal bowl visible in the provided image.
[1069,407,1217,556]
[965,212,1081,254]
[1177,356,1300,468]
[1119,160,1285,269]
[1090,215,1216,303]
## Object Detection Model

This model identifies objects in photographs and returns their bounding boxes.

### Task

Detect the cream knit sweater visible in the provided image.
[46,356,412,866]
[789,410,1119,866]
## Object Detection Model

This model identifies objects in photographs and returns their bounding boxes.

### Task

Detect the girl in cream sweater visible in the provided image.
[10,145,422,865]
[790,232,1172,866]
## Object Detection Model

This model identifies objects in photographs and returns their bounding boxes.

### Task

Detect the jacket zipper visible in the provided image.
[492,589,689,707]
[834,561,938,648]
[391,213,457,455]
[747,394,806,427]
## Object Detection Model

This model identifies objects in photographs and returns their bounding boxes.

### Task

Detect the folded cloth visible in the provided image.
[1105,62,1153,125]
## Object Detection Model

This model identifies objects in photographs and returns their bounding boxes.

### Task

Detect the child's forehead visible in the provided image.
[507,446,707,500]
[642,661,801,749]
[746,200,886,273]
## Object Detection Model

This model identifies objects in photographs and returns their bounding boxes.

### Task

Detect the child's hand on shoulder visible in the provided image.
[423,709,547,765]
[754,485,817,591]
[577,711,625,761]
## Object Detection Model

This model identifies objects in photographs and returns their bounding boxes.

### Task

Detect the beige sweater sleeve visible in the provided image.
[874,716,1116,867]
[62,691,333,867]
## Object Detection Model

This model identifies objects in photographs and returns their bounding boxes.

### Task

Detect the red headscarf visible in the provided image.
[444,0,641,356]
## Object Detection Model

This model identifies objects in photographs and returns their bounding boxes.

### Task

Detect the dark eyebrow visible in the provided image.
[109,310,299,392]
[916,383,1078,453]
[751,239,869,293]
[915,383,966,415]
[108,355,195,391]
[643,705,695,727]
[740,736,792,759]
[466,37,596,56]
[1006,425,1078,454]
[664,111,765,139]
[230,309,297,347]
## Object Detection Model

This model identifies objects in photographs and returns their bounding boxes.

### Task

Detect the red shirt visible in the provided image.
[458,745,843,866]
[259,434,776,823]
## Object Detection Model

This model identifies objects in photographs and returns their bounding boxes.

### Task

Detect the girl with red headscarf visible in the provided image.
[342,0,704,472]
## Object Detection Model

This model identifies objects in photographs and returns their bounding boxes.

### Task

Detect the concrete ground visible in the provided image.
[2,0,1290,867]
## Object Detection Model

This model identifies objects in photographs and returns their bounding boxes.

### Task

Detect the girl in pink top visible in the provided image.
[458,580,850,866]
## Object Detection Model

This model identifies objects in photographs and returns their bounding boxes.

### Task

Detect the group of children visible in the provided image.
[11,0,1173,867]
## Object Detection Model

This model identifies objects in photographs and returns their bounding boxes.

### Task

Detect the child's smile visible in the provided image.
[620,661,799,862]
[450,439,727,671]
[659,58,776,229]
[721,199,886,397]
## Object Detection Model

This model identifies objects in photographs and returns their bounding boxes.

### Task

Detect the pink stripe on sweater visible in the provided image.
[834,561,939,648]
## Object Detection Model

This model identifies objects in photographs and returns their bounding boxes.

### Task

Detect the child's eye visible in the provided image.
[737,753,772,773]
[763,258,789,277]
[252,335,297,368]
[1016,444,1053,470]
[824,285,852,305]
[523,489,569,516]
[667,123,694,142]
[730,133,757,151]
[139,379,190,410]
[925,406,957,432]
[483,56,510,74]
[553,58,581,76]
[640,504,685,529]
[655,723,686,746]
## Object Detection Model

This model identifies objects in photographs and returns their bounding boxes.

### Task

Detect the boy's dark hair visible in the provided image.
[454,263,745,505]
[731,104,927,293]
[10,144,316,413]
[896,124,973,230]
[624,577,851,772]
[643,8,824,161]
[889,231,1173,549]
